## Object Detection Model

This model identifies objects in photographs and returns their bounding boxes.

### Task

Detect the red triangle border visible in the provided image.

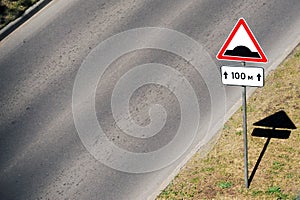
[216,18,268,63]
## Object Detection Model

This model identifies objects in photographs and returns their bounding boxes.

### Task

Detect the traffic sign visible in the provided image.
[217,18,268,63]
[221,66,264,87]
[217,19,268,188]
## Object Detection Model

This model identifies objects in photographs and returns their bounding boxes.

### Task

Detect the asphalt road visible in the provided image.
[1,0,300,199]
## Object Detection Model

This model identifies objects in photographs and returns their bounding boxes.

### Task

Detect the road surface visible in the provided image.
[1,0,300,199]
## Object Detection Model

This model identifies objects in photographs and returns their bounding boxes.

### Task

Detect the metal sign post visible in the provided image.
[242,62,249,188]
[220,61,264,188]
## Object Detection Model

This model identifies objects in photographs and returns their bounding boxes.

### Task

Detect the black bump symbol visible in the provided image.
[224,45,260,58]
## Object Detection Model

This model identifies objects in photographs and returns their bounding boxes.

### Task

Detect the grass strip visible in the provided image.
[0,0,39,30]
[157,44,300,200]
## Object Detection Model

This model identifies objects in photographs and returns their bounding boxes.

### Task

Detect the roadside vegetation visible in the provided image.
[158,44,300,199]
[0,0,39,30]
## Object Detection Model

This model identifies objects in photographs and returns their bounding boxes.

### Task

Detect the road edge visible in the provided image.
[0,0,52,41]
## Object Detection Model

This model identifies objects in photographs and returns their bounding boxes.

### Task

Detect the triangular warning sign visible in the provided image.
[217,18,268,63]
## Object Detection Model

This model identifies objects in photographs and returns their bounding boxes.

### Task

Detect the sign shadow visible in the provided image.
[249,110,296,186]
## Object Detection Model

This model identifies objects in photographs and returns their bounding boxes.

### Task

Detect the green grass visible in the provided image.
[0,0,39,30]
[272,161,285,170]
[157,44,300,199]
[266,186,289,199]
[266,186,281,194]
[218,181,233,189]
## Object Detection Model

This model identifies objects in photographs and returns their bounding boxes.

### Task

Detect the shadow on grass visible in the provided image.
[249,110,296,186]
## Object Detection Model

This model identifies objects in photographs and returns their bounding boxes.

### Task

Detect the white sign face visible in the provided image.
[221,66,264,87]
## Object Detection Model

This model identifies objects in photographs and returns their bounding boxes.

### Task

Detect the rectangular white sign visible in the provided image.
[221,66,264,87]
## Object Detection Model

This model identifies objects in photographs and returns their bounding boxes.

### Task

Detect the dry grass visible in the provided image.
[157,44,300,200]
[0,0,39,29]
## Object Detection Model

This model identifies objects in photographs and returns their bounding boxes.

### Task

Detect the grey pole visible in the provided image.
[242,61,249,188]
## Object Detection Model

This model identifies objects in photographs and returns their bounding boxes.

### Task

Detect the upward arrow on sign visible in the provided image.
[257,73,261,81]
[216,18,268,63]
[224,71,228,79]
